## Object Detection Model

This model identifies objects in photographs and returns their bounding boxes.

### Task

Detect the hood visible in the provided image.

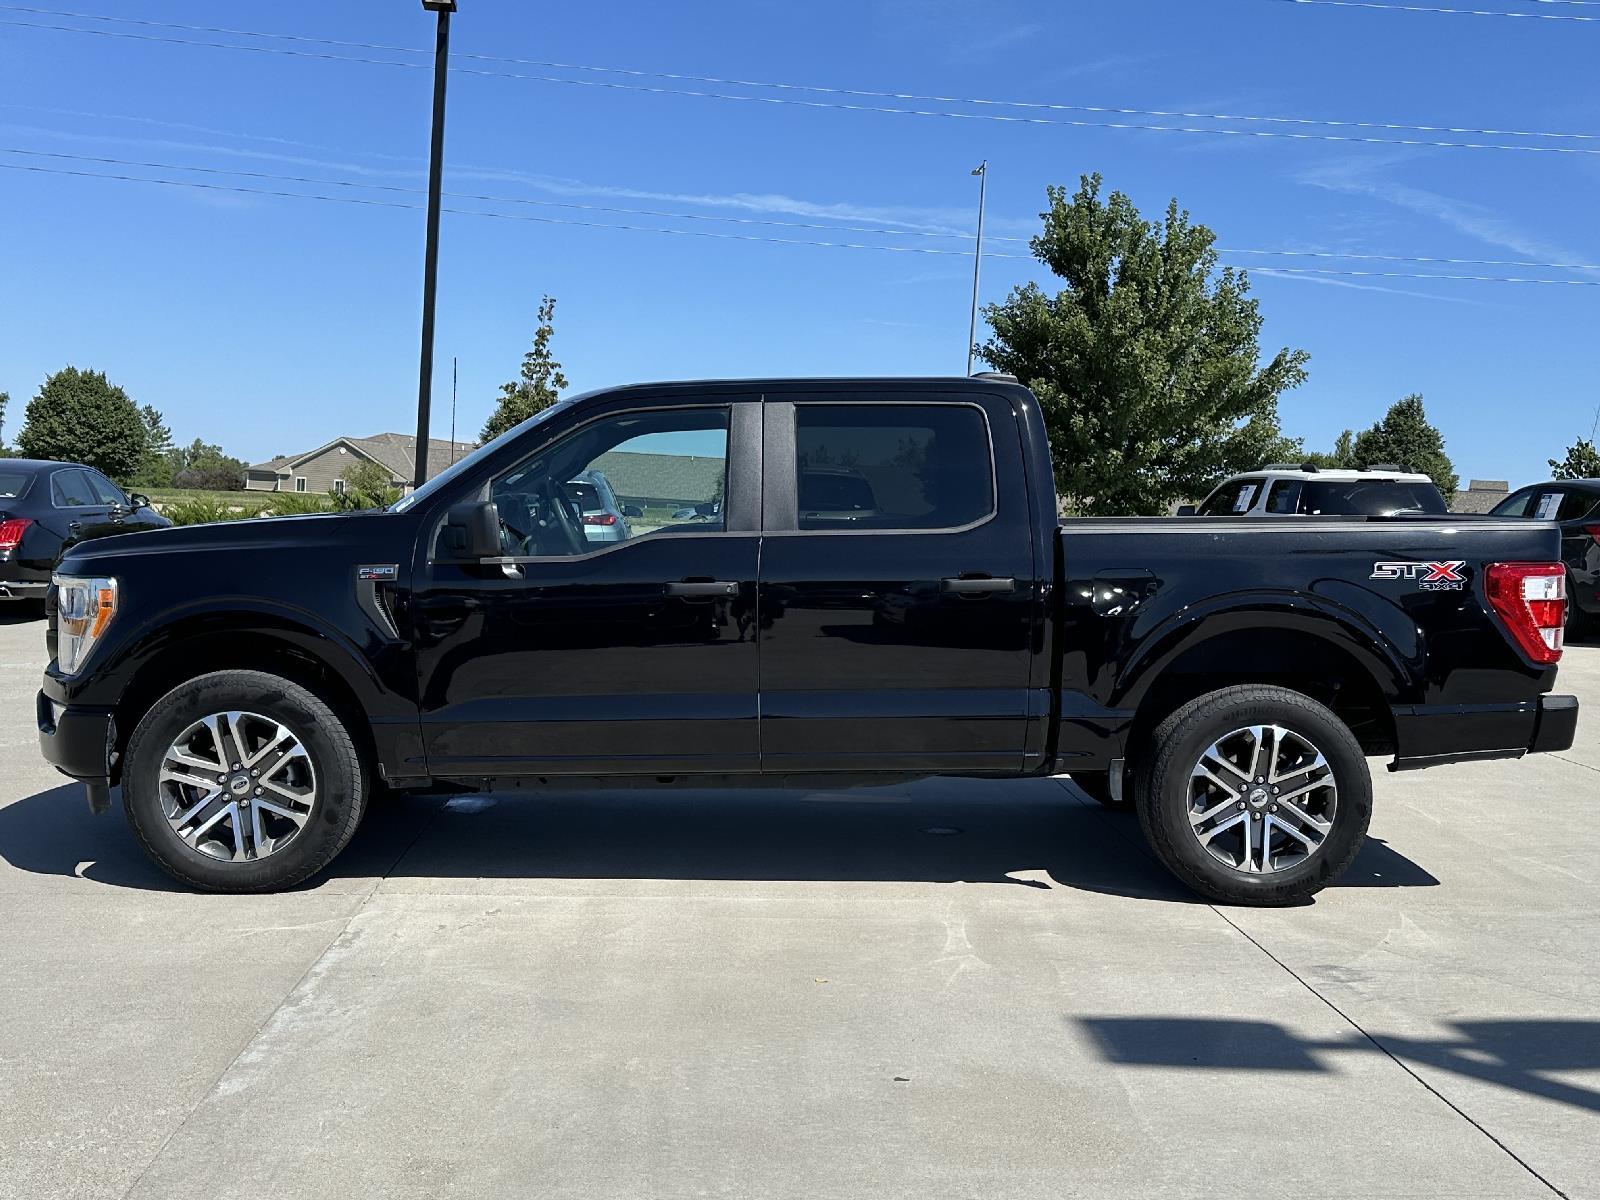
[56,511,383,573]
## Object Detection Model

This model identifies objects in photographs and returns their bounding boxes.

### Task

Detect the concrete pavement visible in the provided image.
[1,608,1596,1198]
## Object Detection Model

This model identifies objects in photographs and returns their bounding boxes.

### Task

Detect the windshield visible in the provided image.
[389,397,579,513]
[1301,480,1446,516]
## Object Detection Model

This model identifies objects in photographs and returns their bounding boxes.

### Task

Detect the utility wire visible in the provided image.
[1263,0,1600,19]
[5,5,1598,143]
[6,157,1600,287]
[8,146,1598,274]
[6,17,1600,157]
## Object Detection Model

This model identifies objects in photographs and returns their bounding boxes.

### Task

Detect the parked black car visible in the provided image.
[37,378,1577,904]
[1488,479,1600,638]
[0,460,169,607]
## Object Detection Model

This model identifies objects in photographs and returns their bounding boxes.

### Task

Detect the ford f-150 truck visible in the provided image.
[37,377,1579,904]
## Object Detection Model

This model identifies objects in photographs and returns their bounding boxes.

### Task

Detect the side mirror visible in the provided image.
[128,493,151,510]
[1175,504,1197,517]
[441,500,502,558]
[622,504,643,519]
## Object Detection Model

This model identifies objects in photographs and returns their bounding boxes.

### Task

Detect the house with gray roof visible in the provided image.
[246,433,477,495]
[1450,479,1510,514]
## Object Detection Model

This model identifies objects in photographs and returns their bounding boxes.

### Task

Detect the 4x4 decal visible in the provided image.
[1370,560,1467,591]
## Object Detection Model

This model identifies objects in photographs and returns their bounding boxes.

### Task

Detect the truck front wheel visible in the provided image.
[122,670,368,892]
[1135,685,1371,906]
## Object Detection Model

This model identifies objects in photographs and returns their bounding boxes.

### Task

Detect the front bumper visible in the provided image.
[36,689,116,812]
[1390,693,1577,771]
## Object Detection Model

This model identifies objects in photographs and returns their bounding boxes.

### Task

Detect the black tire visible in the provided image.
[1069,767,1133,810]
[1135,685,1371,906]
[122,670,368,892]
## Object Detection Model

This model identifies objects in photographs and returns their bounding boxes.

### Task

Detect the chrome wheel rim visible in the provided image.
[1187,724,1337,874]
[158,711,317,862]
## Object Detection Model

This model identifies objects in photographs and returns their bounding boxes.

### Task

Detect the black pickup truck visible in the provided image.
[37,377,1578,904]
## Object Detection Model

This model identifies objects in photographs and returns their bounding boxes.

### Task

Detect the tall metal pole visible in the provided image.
[965,161,987,376]
[413,1,454,489]
[449,355,459,465]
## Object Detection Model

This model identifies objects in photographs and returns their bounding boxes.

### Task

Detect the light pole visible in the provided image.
[413,0,455,490]
[965,160,987,376]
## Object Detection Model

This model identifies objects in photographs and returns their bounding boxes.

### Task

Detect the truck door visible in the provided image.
[410,398,762,777]
[756,390,1039,775]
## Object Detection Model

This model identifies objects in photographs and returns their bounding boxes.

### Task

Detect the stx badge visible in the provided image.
[356,564,399,582]
[1370,560,1467,591]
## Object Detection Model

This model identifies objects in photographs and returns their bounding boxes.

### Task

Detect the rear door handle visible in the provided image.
[665,579,739,597]
[941,576,1016,595]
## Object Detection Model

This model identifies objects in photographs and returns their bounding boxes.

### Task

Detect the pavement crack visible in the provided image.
[1209,907,1571,1200]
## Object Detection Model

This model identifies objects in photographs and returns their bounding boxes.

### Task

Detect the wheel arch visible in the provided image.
[108,610,382,785]
[1116,600,1408,760]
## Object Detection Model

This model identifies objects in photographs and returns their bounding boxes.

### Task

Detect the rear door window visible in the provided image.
[792,404,994,531]
[1265,480,1302,514]
[1197,479,1262,516]
[51,470,96,507]
[0,471,33,500]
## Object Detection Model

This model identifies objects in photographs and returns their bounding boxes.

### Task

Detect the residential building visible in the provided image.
[246,433,476,495]
[1450,479,1510,514]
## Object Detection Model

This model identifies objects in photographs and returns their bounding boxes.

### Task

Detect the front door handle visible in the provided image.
[665,579,738,598]
[941,575,1016,595]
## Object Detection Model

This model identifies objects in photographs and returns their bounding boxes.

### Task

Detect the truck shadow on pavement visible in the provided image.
[1078,1015,1600,1115]
[0,778,1437,899]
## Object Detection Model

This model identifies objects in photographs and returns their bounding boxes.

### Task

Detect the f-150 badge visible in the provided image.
[356,564,399,582]
[1370,560,1466,591]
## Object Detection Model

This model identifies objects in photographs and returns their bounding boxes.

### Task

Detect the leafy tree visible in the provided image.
[333,459,401,510]
[0,391,12,457]
[1549,438,1600,480]
[170,438,247,490]
[131,404,177,488]
[978,174,1309,515]
[1348,394,1458,499]
[1301,430,1356,470]
[481,295,568,443]
[16,367,146,480]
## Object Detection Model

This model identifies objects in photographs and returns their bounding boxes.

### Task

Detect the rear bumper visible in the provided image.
[37,689,116,810]
[1390,694,1577,771]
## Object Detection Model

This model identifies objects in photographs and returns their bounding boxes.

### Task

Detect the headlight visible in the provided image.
[53,575,118,676]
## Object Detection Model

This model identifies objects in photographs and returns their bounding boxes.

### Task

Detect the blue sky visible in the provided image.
[2,0,1597,487]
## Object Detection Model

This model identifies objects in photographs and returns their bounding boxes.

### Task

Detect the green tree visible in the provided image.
[16,367,146,480]
[1349,394,1458,499]
[0,391,11,457]
[1301,429,1356,470]
[481,295,567,443]
[131,404,177,488]
[1549,438,1600,480]
[978,175,1309,515]
[170,438,247,490]
[332,459,401,510]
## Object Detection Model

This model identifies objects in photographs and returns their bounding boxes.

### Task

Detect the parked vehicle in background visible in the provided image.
[1192,465,1447,518]
[566,469,634,545]
[0,460,169,607]
[1490,479,1600,638]
[38,377,1577,904]
[797,465,880,528]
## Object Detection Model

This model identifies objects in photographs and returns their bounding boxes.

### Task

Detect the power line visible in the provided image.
[7,5,1599,143]
[7,16,1600,157]
[1263,0,1600,19]
[9,145,1599,273]
[6,157,1600,287]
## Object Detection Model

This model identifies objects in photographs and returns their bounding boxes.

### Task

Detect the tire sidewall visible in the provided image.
[123,671,363,891]
[1139,689,1372,905]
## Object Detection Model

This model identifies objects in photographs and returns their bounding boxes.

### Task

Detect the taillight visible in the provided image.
[582,512,617,526]
[0,517,32,550]
[1485,562,1566,664]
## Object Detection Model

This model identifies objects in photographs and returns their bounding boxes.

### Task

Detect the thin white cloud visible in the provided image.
[1249,268,1490,306]
[1298,159,1597,277]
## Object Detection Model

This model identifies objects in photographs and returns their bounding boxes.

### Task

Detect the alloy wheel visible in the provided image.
[157,710,318,862]
[1187,724,1337,874]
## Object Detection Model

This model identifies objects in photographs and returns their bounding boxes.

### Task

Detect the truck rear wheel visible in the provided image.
[122,670,368,892]
[1135,685,1371,906]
